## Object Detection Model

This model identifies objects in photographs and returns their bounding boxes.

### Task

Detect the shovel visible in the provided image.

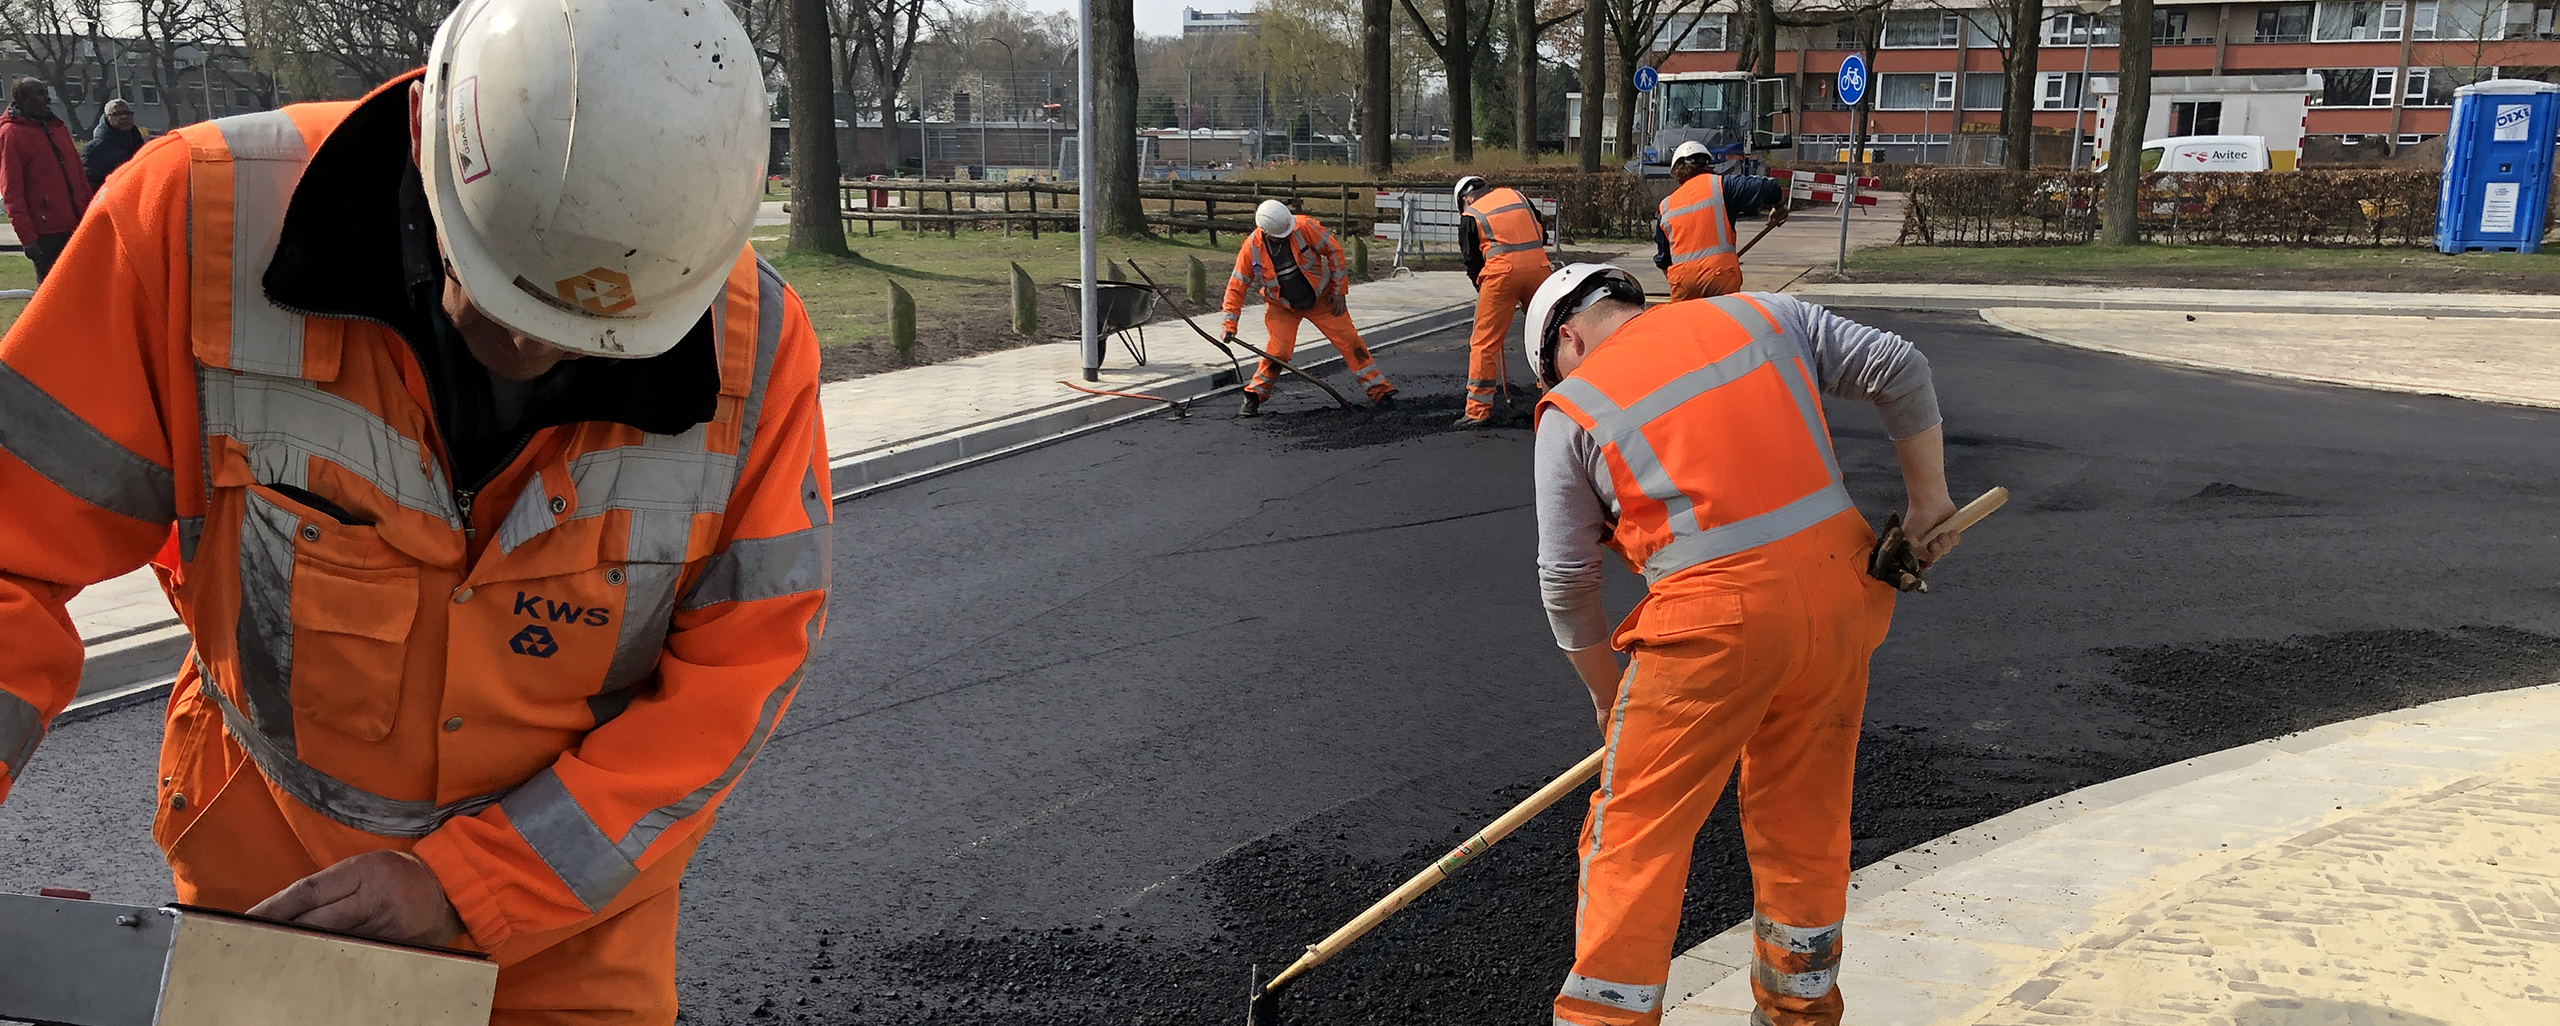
[1126,261,1357,411]
[1246,748,1608,1024]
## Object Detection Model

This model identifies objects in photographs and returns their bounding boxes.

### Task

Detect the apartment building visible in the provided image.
[1647,0,2560,163]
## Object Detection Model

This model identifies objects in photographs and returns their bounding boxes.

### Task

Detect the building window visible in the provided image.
[2427,0,2507,38]
[1657,12,1728,51]
[2170,100,2224,135]
[2153,7,2210,44]
[61,77,83,102]
[1884,11,1962,46]
[1962,13,2007,47]
[2257,3,2315,40]
[2044,11,2119,45]
[1876,72,1956,109]
[2315,1,2403,41]
[139,82,159,104]
[1961,71,2006,110]
[2507,0,2558,38]
[2037,71,2104,109]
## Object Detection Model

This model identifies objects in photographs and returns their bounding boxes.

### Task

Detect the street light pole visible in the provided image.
[2069,1,2110,171]
[1076,2,1099,381]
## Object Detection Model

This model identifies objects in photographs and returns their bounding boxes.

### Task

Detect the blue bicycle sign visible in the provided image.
[1837,54,1869,107]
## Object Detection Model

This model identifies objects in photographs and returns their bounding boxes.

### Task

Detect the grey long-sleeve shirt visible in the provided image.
[1533,293,1941,651]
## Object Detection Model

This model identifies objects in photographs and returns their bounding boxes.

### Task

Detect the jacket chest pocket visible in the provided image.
[238,485,424,742]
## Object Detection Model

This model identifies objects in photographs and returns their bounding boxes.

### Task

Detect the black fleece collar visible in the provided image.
[262,82,720,443]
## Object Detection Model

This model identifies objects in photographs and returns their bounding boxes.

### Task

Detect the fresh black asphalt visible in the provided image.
[5,312,2557,1025]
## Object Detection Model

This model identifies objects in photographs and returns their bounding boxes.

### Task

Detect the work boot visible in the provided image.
[1372,393,1398,411]
[1239,393,1264,418]
[1451,412,1494,430]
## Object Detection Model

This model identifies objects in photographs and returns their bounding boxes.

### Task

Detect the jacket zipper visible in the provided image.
[452,430,535,542]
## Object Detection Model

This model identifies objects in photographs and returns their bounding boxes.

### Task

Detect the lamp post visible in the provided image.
[982,36,1018,120]
[2068,0,2112,171]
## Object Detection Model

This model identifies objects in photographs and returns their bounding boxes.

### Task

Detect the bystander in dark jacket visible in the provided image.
[81,98,146,189]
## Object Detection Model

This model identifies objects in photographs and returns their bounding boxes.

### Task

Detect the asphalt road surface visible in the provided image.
[5,312,2558,1026]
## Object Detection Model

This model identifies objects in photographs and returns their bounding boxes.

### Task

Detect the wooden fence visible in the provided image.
[835,178,1379,245]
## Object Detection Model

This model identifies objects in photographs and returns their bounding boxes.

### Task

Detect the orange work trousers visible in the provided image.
[1665,259,1744,302]
[1246,302,1396,402]
[1554,512,1896,1026]
[1465,265,1550,420]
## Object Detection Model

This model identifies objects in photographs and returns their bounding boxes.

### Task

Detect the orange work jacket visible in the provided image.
[1658,174,1740,281]
[0,83,830,961]
[1220,214,1348,334]
[1464,186,1551,277]
[1535,295,1856,608]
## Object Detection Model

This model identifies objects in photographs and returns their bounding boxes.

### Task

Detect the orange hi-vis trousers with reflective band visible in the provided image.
[1554,512,1895,1026]
[1246,303,1397,402]
[1465,265,1550,420]
[1665,259,1744,302]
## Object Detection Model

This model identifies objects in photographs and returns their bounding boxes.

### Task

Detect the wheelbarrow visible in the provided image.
[1059,279,1158,367]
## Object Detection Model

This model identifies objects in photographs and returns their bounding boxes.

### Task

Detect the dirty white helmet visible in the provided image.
[1255,199,1295,237]
[1524,263,1645,386]
[1453,175,1487,202]
[1671,140,1714,165]
[421,0,767,358]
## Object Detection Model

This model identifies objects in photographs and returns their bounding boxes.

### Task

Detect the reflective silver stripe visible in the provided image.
[1668,244,1736,265]
[1755,914,1843,955]
[1559,973,1663,1013]
[501,768,634,912]
[199,369,461,526]
[0,689,43,778]
[0,361,177,523]
[1575,653,1638,939]
[799,463,828,528]
[1660,197,1722,221]
[1477,200,1534,218]
[1551,298,1852,584]
[614,639,804,860]
[1751,961,1839,999]
[197,659,504,837]
[234,488,301,747]
[678,524,832,610]
[731,259,790,491]
[496,475,557,554]
[600,561,682,695]
[1486,240,1546,255]
[1661,181,1737,263]
[213,111,311,377]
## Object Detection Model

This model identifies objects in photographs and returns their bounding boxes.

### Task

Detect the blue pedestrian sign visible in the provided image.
[1633,66,1659,93]
[1836,54,1869,107]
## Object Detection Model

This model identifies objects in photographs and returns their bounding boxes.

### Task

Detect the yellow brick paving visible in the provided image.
[1975,748,2560,1024]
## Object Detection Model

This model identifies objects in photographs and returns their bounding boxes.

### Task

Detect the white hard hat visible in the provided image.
[1524,263,1645,387]
[420,0,767,359]
[1255,199,1295,237]
[1671,140,1714,164]
[1453,175,1487,202]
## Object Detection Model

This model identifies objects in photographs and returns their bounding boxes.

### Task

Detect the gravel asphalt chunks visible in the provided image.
[1,314,2553,1025]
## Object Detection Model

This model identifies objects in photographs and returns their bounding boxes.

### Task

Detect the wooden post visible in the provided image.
[1028,185,1039,240]
[1002,186,1013,239]
[946,187,957,239]
[1338,182,1351,240]
[1207,196,1218,247]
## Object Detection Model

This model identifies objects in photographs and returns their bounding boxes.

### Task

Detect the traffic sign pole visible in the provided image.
[1833,55,1868,276]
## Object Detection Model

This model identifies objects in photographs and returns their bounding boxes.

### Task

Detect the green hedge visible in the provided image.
[1899,168,2443,247]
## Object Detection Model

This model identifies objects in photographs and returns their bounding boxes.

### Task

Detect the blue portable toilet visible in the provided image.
[2437,80,2558,254]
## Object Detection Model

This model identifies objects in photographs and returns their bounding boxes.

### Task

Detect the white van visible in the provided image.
[2097,135,2273,173]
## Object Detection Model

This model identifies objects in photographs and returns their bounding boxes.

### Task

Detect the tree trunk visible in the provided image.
[1514,0,1537,161]
[2101,0,2152,245]
[1612,42,1636,160]
[1365,0,1395,173]
[1579,0,1603,171]
[2003,0,2043,170]
[1753,0,1777,77]
[1447,0,1475,163]
[1093,0,1147,236]
[785,0,847,255]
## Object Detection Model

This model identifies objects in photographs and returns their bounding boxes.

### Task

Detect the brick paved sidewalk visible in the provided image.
[1664,682,2560,1026]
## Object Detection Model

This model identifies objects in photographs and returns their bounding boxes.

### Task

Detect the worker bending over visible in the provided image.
[1525,264,1961,1026]
[1654,141,1789,301]
[0,0,829,1021]
[1221,199,1398,417]
[1452,175,1553,429]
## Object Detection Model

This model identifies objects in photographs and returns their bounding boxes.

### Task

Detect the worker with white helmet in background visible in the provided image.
[1655,140,1791,300]
[1524,264,1961,1026]
[0,0,832,1020]
[1450,175,1553,428]
[1218,198,1399,416]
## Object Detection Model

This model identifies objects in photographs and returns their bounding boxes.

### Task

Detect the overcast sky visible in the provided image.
[1010,0,1226,38]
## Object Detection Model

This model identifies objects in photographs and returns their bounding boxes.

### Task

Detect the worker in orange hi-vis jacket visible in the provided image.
[0,0,831,1021]
[1523,263,1964,1026]
[1654,140,1790,301]
[1451,174,1553,429]
[1220,199,1398,417]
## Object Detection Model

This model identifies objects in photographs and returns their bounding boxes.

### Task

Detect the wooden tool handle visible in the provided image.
[1262,748,1608,993]
[1918,486,2007,546]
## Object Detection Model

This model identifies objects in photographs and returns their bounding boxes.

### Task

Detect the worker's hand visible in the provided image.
[1566,645,1624,735]
[1901,490,1961,566]
[1328,294,1347,317]
[248,850,465,947]
[1767,205,1789,229]
[1221,330,1240,344]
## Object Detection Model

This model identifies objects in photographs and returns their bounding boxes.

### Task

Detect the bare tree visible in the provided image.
[0,0,113,133]
[786,0,848,254]
[841,0,935,173]
[1514,1,1579,160]
[1401,0,1498,163]
[2099,0,2148,244]
[2000,0,2041,169]
[1603,0,1706,160]
[1092,0,1144,235]
[1578,0,1602,169]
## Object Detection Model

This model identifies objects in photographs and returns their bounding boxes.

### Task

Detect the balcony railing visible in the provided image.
[2153,33,2218,45]
[2252,32,2312,42]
